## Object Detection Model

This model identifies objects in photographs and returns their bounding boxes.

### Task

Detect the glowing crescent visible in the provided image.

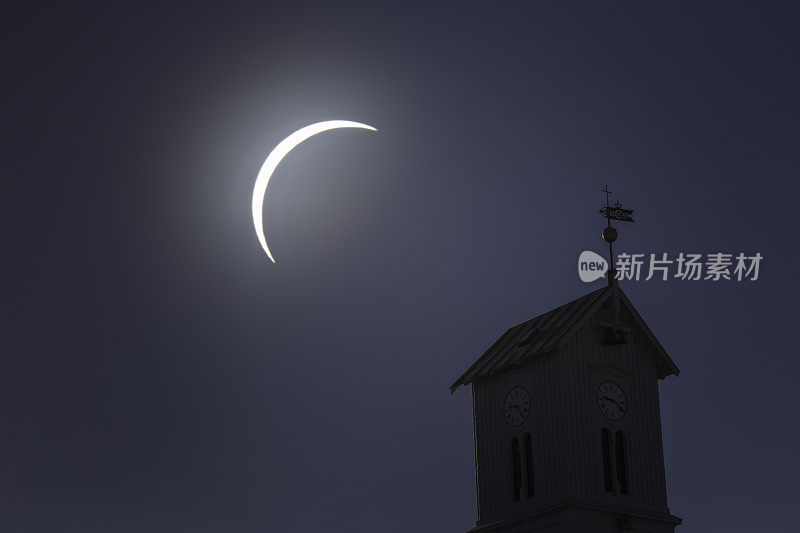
[252,120,377,262]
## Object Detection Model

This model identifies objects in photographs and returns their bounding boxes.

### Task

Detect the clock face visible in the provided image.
[597,381,627,420]
[504,387,531,427]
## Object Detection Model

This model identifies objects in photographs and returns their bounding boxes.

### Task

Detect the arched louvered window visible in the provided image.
[615,430,628,495]
[511,437,521,501]
[601,428,613,492]
[524,433,535,497]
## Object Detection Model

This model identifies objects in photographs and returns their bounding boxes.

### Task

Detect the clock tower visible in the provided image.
[451,283,682,532]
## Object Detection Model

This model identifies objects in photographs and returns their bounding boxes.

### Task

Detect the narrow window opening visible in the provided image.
[601,428,613,492]
[511,438,521,502]
[524,433,535,497]
[615,430,628,495]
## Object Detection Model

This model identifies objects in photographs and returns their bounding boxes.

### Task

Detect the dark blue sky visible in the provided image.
[4,2,799,532]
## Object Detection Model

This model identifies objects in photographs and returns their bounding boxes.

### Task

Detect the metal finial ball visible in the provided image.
[602,226,618,243]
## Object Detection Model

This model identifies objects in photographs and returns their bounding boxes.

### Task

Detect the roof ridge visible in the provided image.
[505,285,609,331]
[450,286,611,393]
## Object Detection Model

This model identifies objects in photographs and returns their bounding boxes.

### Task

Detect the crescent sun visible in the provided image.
[252,120,377,263]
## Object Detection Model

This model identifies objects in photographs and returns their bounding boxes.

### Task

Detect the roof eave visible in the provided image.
[617,289,680,377]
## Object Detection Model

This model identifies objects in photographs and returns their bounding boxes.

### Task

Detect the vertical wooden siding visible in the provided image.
[472,301,672,524]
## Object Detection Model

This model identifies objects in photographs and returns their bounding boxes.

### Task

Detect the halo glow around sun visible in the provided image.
[252,120,377,263]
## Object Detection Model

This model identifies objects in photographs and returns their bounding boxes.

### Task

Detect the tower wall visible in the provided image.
[471,303,673,528]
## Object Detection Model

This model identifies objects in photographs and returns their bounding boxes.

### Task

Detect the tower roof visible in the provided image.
[450,286,680,393]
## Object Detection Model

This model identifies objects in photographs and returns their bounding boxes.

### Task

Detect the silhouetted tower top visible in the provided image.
[451,191,681,533]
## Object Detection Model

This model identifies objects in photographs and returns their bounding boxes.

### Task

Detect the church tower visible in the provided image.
[451,284,682,532]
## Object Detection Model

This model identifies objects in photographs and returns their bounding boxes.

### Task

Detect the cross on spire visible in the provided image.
[601,185,612,227]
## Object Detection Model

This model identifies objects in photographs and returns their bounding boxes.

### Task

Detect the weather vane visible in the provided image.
[599,185,635,284]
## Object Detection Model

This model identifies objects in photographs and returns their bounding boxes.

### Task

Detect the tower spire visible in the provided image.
[599,186,635,313]
[600,185,616,284]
